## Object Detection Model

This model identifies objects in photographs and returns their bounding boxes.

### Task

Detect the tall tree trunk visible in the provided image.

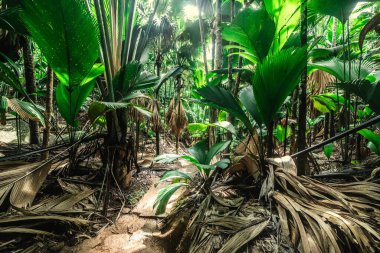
[155,51,162,156]
[208,0,222,147]
[21,37,39,145]
[41,66,54,160]
[226,0,235,143]
[296,0,308,176]
[197,0,208,75]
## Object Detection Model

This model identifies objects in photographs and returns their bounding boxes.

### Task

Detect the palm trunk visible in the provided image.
[227,0,235,143]
[296,0,308,176]
[155,51,162,156]
[41,66,54,160]
[208,0,222,147]
[21,37,39,145]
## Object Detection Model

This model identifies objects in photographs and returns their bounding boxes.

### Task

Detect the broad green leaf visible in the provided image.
[56,82,94,126]
[188,141,207,165]
[188,123,209,135]
[358,129,380,155]
[324,143,334,159]
[213,158,231,170]
[80,63,105,86]
[158,170,192,183]
[21,0,99,87]
[311,95,337,113]
[222,7,275,61]
[154,182,188,215]
[264,0,301,52]
[309,0,359,24]
[239,86,263,126]
[309,58,374,82]
[196,86,253,130]
[367,142,380,156]
[275,125,292,143]
[205,141,231,165]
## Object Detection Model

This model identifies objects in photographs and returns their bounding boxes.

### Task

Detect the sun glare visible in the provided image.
[183,4,198,21]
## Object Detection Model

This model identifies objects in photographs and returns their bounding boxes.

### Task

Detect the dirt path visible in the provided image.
[64,160,195,253]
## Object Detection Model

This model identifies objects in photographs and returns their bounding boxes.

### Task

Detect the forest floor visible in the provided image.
[60,142,196,253]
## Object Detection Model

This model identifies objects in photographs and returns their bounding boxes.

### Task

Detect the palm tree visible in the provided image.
[296,0,308,175]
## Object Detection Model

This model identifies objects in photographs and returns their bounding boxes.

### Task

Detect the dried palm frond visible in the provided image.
[165,98,175,124]
[7,98,44,125]
[262,156,380,253]
[0,161,52,209]
[169,99,188,137]
[129,97,149,122]
[150,99,162,132]
[309,70,335,95]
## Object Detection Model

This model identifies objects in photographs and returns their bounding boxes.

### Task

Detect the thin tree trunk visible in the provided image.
[21,37,39,145]
[267,120,274,157]
[209,0,222,147]
[227,0,235,143]
[155,51,162,156]
[41,67,53,160]
[197,0,208,75]
[296,0,308,176]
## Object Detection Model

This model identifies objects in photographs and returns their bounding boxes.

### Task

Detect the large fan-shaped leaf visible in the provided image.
[21,0,99,86]
[309,58,375,82]
[222,7,275,61]
[309,0,359,24]
[21,0,101,126]
[253,47,307,127]
[196,86,253,130]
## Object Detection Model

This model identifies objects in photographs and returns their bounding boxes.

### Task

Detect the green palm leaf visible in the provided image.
[253,47,307,127]
[21,0,99,86]
[264,0,301,52]
[196,86,253,130]
[222,7,275,61]
[309,0,359,24]
[309,58,375,82]
[21,0,101,126]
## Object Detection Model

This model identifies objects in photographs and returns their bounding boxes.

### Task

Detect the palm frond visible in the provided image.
[253,47,307,127]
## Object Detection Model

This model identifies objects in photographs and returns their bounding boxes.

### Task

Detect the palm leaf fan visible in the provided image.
[308,58,375,82]
[253,47,307,127]
[20,0,101,126]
